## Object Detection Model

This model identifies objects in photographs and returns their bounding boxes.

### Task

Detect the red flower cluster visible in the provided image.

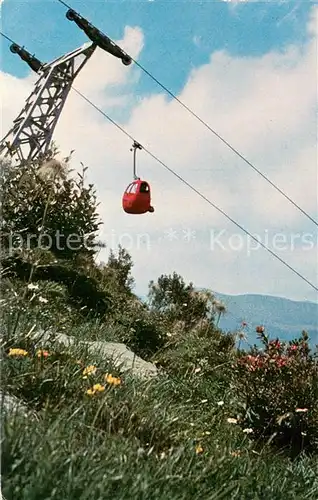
[238,354,264,371]
[238,339,305,372]
[238,352,290,371]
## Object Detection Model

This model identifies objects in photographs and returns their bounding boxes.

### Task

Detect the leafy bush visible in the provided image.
[99,246,135,294]
[154,321,236,386]
[232,330,318,456]
[0,156,102,262]
[148,272,217,331]
[111,299,166,359]
[0,155,112,321]
[2,256,111,319]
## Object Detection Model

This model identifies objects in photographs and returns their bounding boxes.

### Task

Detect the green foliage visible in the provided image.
[2,338,318,500]
[148,272,215,331]
[232,330,318,457]
[0,154,112,320]
[0,156,102,261]
[102,245,135,293]
[108,298,166,359]
[95,246,135,314]
[0,276,73,333]
[154,321,236,387]
[2,256,111,319]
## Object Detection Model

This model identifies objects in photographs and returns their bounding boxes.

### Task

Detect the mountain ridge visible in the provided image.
[211,291,318,347]
[140,291,318,347]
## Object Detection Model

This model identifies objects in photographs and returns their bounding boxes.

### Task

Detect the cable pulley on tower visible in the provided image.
[10,44,43,73]
[0,8,133,165]
[65,9,132,66]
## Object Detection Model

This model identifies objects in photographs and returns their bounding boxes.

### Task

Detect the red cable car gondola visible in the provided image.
[122,142,154,214]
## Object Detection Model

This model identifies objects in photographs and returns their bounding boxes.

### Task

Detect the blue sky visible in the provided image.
[0,0,314,95]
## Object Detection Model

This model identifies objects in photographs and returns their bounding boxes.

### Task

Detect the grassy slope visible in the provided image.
[2,322,318,500]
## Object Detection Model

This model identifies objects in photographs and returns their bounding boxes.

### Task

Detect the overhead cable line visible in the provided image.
[0,31,15,45]
[54,0,318,228]
[72,86,318,294]
[0,29,317,294]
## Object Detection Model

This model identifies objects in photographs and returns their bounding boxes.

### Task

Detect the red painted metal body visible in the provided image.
[122,179,154,214]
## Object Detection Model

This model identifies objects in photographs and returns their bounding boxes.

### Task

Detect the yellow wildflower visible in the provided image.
[86,383,105,396]
[8,348,28,357]
[92,383,105,392]
[82,365,97,378]
[104,373,121,386]
[195,444,204,454]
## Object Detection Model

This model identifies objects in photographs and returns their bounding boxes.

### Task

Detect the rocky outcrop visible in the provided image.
[1,391,38,420]
[32,330,158,379]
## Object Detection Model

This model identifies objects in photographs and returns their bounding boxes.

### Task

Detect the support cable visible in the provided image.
[54,0,318,227]
[72,86,318,294]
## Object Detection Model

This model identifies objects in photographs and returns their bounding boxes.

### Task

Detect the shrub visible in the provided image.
[112,299,166,359]
[2,256,112,320]
[0,155,102,262]
[148,273,217,332]
[154,320,236,387]
[232,330,318,456]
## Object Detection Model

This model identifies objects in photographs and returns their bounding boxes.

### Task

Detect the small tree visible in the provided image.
[98,246,135,294]
[0,153,110,320]
[1,155,102,262]
[148,272,214,331]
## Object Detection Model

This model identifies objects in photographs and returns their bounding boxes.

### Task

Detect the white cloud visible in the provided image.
[1,9,317,303]
[308,4,318,37]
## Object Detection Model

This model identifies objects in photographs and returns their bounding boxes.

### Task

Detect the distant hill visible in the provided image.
[212,292,318,348]
[140,291,318,348]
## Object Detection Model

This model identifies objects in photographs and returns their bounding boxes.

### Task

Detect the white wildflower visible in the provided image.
[243,428,253,434]
[38,296,48,304]
[227,418,238,424]
[217,401,224,406]
[27,283,39,290]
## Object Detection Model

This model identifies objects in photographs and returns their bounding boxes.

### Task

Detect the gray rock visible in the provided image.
[32,330,158,379]
[0,391,38,420]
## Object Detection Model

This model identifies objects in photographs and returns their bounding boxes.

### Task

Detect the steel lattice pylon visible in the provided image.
[0,42,97,166]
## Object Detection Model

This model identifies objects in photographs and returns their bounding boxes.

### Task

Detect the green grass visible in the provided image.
[4,410,318,500]
[2,326,318,500]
